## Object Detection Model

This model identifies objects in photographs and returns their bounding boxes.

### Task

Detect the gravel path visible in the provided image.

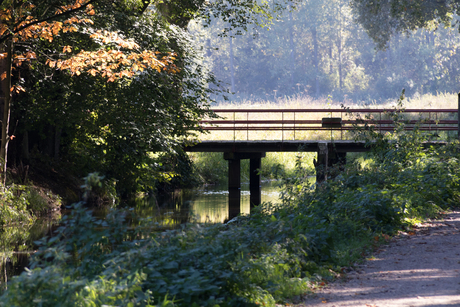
[297,211,460,307]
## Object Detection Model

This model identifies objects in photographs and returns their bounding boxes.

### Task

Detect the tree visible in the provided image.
[1,0,293,198]
[0,0,175,184]
[350,0,458,49]
[0,0,95,183]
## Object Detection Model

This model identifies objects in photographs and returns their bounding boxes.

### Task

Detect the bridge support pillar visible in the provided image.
[224,152,266,220]
[315,142,328,183]
[250,157,262,209]
[228,158,241,221]
[315,142,347,184]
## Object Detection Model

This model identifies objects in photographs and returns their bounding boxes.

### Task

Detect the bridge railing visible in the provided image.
[198,108,459,141]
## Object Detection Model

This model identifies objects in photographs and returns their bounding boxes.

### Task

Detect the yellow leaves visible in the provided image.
[64,17,79,25]
[55,0,93,15]
[51,22,63,35]
[1,0,95,44]
[11,85,25,93]
[50,48,178,82]
[0,72,6,81]
[1,1,178,84]
[46,59,56,68]
[12,51,36,66]
[90,30,140,50]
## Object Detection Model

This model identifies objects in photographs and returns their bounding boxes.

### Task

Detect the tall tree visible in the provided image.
[350,0,458,49]
[0,0,176,184]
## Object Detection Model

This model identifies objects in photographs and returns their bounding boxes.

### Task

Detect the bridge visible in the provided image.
[184,106,459,220]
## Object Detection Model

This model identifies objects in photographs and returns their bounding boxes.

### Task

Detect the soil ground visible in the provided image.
[297,210,460,307]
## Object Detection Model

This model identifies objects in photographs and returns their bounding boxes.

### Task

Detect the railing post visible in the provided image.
[294,112,296,140]
[436,112,438,135]
[458,92,460,140]
[282,111,284,141]
[233,111,236,141]
[247,111,249,141]
[341,111,343,140]
[429,111,431,131]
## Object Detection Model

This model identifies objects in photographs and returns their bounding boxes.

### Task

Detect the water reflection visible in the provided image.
[0,212,60,288]
[158,180,281,224]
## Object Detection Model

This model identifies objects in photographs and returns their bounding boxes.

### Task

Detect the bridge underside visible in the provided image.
[185,140,369,153]
[185,140,370,221]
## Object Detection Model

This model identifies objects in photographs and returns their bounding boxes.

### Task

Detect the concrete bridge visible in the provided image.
[184,107,459,220]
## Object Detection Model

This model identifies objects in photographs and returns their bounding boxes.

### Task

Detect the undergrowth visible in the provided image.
[1,95,460,306]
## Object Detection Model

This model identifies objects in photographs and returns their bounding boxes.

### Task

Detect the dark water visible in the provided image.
[0,181,282,286]
[0,212,60,287]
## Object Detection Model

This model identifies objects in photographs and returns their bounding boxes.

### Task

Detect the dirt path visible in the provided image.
[297,211,460,307]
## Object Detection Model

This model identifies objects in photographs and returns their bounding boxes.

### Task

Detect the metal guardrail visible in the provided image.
[199,108,459,141]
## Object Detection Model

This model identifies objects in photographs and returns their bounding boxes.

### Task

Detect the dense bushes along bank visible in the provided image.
[1,119,459,306]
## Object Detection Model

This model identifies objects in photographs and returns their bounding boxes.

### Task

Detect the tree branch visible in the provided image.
[0,0,99,45]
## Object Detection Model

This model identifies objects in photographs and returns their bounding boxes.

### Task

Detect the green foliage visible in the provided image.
[189,152,228,184]
[350,0,456,49]
[0,185,39,226]
[3,110,460,305]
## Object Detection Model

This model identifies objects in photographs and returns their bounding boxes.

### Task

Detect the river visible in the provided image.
[0,180,282,286]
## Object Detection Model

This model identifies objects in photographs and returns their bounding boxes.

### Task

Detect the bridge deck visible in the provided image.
[184,140,369,153]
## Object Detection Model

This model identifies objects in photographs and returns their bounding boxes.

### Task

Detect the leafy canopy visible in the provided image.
[350,0,459,49]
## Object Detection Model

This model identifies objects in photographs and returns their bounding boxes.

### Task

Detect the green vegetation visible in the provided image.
[0,185,61,227]
[190,151,315,184]
[1,112,459,306]
[1,0,460,304]
[0,0,292,202]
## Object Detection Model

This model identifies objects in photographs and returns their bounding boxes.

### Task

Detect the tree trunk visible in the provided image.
[288,10,295,87]
[229,35,235,93]
[0,38,12,184]
[311,26,320,97]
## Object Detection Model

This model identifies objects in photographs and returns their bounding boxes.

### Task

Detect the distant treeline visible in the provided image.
[191,0,460,102]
